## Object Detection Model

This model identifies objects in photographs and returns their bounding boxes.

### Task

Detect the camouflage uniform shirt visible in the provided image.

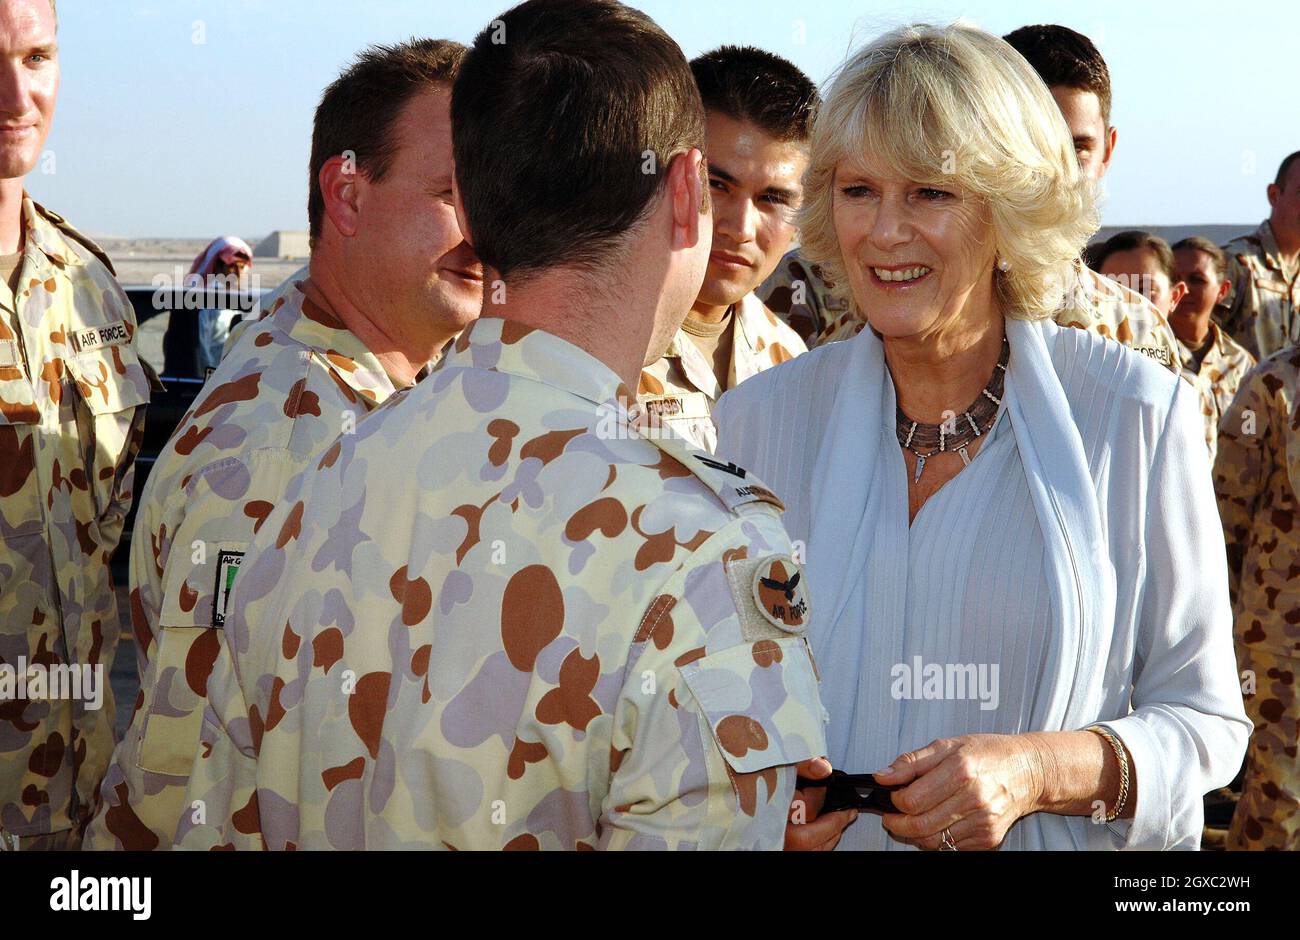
[638,293,807,452]
[1213,346,1300,656]
[83,279,403,850]
[1221,220,1300,360]
[175,316,826,850]
[1213,346,1300,850]
[1174,320,1255,463]
[0,197,152,847]
[756,248,851,346]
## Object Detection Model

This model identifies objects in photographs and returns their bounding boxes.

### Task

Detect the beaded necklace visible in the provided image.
[895,336,1009,484]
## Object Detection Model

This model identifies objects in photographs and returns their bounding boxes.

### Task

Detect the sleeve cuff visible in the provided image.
[1092,716,1170,850]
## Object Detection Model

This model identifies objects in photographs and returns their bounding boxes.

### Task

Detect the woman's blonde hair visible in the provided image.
[799,23,1098,320]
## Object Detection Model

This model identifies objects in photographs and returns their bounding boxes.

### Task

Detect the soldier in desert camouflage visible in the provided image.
[83,39,482,850]
[1093,230,1253,462]
[1214,346,1300,850]
[0,0,157,851]
[176,0,827,851]
[639,46,815,452]
[1220,151,1300,360]
[1170,237,1255,461]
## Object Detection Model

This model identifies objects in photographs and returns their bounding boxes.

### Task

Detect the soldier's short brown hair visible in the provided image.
[1003,25,1112,127]
[1091,230,1177,283]
[308,38,467,244]
[451,0,706,282]
[1275,150,1300,189]
[1172,236,1227,281]
[690,46,820,144]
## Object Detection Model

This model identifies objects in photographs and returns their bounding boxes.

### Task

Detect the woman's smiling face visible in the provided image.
[832,154,999,340]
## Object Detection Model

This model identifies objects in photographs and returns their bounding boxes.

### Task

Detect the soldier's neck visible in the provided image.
[0,178,24,255]
[480,266,653,393]
[1169,309,1212,351]
[1269,217,1300,266]
[300,268,450,389]
[689,295,734,325]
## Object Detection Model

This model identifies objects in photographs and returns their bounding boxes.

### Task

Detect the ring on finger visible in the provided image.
[941,827,958,851]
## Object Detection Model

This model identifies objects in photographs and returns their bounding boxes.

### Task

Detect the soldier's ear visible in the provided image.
[1266,183,1280,211]
[1098,125,1118,179]
[453,177,475,248]
[1215,278,1232,304]
[1169,280,1187,310]
[319,154,361,239]
[669,148,707,251]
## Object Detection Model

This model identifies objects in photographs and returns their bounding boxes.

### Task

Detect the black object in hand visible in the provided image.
[796,769,900,814]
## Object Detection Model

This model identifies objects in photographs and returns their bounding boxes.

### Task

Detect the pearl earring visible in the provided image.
[997,258,1011,272]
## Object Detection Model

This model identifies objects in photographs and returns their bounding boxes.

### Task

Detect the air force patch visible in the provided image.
[751,556,809,633]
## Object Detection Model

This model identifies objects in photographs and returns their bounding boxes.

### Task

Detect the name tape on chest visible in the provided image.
[71,321,130,354]
[1131,344,1172,365]
[640,391,712,421]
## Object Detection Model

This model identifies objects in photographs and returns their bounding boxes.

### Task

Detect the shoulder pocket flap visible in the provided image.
[66,343,151,414]
[679,637,826,775]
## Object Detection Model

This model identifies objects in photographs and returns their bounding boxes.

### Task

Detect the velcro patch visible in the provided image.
[71,321,130,353]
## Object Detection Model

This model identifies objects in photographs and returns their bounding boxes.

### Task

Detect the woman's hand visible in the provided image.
[784,756,859,851]
[875,734,1047,850]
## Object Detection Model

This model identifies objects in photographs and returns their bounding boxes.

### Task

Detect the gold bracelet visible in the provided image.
[1086,725,1130,822]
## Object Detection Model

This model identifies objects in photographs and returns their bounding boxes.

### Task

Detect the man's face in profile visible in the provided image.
[0,0,57,181]
[1049,86,1114,184]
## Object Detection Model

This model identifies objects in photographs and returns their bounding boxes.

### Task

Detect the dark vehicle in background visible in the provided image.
[115,285,267,576]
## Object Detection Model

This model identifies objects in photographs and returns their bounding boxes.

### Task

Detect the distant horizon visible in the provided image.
[89,222,1266,246]
[28,1,1296,239]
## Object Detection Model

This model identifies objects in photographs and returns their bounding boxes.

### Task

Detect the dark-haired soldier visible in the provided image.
[640,46,817,451]
[176,0,826,851]
[83,39,483,850]
[1220,151,1300,360]
[1092,231,1253,462]
[1002,25,1179,372]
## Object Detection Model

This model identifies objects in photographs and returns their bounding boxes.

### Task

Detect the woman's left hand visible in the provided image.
[875,734,1047,851]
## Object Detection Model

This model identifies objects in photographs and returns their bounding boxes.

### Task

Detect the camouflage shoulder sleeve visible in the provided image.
[599,507,826,850]
[32,201,119,276]
[598,431,826,850]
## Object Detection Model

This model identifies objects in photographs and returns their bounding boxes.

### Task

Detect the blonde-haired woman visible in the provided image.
[715,23,1248,851]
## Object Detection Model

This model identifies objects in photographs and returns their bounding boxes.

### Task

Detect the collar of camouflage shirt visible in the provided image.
[446,316,636,415]
[1258,220,1299,280]
[272,281,402,406]
[660,319,726,401]
[21,196,91,271]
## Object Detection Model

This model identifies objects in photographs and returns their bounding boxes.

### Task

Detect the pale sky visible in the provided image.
[26,0,1298,238]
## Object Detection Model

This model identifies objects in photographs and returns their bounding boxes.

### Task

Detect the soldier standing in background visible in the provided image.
[0,0,156,850]
[1092,230,1253,462]
[639,46,816,452]
[175,0,827,851]
[1170,237,1255,461]
[1221,151,1300,360]
[1215,345,1300,850]
[83,39,482,850]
